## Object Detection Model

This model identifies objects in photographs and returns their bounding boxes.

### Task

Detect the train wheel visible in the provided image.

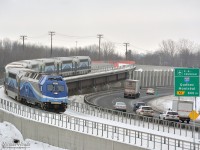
[5,90,8,95]
[41,103,47,110]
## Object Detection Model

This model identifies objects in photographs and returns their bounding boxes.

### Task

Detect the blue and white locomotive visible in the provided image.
[4,65,68,112]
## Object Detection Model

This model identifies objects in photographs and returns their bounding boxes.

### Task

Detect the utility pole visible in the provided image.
[97,34,103,61]
[49,31,55,57]
[20,35,27,51]
[75,41,78,55]
[124,43,129,60]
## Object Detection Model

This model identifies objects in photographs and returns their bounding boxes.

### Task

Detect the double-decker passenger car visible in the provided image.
[8,56,91,77]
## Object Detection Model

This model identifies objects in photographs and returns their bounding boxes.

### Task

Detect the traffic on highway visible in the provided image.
[89,86,193,124]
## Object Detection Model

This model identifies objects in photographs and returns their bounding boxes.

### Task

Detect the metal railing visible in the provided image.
[69,98,200,140]
[0,98,199,150]
[90,64,135,73]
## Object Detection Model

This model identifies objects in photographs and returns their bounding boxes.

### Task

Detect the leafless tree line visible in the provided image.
[0,38,199,75]
[129,39,200,68]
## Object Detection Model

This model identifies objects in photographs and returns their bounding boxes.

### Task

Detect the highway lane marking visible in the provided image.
[112,97,123,104]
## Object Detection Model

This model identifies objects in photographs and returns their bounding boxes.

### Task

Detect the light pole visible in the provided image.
[97,34,103,60]
[75,41,78,55]
[49,31,55,57]
[124,43,129,60]
[20,35,27,51]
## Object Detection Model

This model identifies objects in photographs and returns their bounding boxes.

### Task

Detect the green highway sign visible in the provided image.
[174,68,199,97]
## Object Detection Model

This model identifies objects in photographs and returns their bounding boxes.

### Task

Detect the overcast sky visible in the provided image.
[0,0,200,55]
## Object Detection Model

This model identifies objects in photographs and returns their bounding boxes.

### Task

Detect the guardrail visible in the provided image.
[64,64,135,81]
[0,98,199,150]
[91,64,135,73]
[66,93,200,140]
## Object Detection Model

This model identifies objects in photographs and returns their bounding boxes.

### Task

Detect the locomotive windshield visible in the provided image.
[47,84,65,92]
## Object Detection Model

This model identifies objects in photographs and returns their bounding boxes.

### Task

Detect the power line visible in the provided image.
[129,43,151,52]
[97,34,103,60]
[104,36,151,52]
[56,33,96,39]
[49,31,55,57]
[103,37,123,45]
[124,42,129,60]
[20,35,27,51]
[28,34,48,39]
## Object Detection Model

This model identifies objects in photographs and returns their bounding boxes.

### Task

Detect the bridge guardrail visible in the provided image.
[91,64,135,73]
[66,92,200,140]
[0,98,199,150]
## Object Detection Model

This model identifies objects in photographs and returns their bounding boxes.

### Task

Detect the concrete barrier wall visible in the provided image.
[131,70,174,87]
[0,109,145,150]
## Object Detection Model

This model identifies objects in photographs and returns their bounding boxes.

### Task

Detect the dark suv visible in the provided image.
[133,102,145,112]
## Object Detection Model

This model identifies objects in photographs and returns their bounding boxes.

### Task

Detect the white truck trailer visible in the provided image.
[124,79,140,98]
[172,100,193,123]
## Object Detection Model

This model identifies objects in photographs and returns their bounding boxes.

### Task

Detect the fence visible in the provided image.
[70,99,200,140]
[0,98,199,150]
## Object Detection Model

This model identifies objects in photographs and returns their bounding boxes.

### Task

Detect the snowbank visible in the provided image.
[0,121,67,150]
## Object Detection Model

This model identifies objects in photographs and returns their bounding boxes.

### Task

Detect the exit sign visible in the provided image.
[174,68,199,97]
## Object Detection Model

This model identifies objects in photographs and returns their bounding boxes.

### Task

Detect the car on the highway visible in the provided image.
[133,102,146,112]
[113,102,127,112]
[136,106,154,117]
[146,88,155,95]
[159,110,179,122]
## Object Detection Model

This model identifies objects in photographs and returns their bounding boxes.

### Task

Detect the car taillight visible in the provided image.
[141,110,144,112]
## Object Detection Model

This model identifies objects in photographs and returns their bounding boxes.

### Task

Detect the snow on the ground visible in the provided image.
[0,86,199,150]
[0,87,69,150]
[148,95,199,111]
[0,121,67,150]
[0,122,24,149]
[148,95,200,122]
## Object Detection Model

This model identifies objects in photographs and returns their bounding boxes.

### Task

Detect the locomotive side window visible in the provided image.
[8,73,16,79]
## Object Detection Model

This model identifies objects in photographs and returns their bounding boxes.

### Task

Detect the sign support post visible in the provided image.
[174,68,200,149]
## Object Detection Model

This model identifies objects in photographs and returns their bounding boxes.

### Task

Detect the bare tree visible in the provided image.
[101,42,115,61]
[158,39,177,66]
[177,39,195,67]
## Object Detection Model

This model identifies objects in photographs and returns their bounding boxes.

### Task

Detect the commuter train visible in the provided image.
[4,56,91,112]
[8,56,91,77]
[4,67,68,112]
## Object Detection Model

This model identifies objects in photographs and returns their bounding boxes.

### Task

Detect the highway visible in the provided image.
[89,87,173,113]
